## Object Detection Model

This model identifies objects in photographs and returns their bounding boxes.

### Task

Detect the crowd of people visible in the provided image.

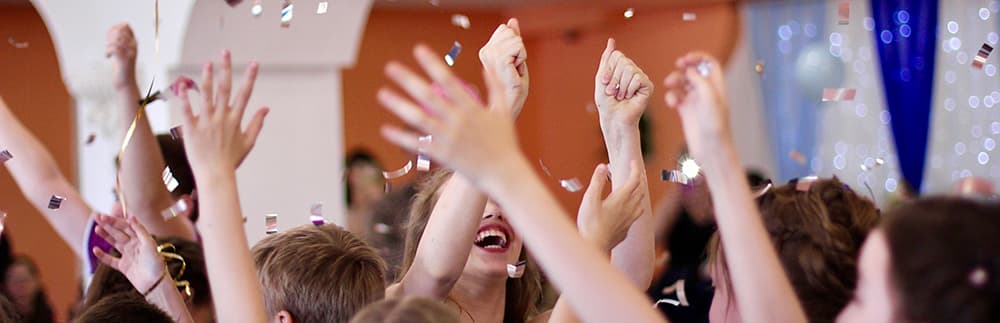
[0,18,997,323]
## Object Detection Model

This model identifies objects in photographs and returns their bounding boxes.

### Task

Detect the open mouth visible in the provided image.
[474,225,509,250]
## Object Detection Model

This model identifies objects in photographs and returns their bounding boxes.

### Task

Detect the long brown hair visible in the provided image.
[399,169,543,323]
[882,197,1000,323]
[708,178,878,323]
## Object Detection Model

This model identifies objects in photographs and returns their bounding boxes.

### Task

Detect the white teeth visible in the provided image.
[474,228,508,247]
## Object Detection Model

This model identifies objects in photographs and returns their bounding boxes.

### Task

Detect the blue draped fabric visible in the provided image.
[747,1,827,181]
[870,0,938,192]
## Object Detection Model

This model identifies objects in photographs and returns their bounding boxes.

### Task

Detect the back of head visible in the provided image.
[76,292,172,323]
[810,177,880,249]
[252,224,386,323]
[84,237,211,311]
[882,197,1000,323]
[0,294,22,323]
[710,180,869,323]
[349,296,460,323]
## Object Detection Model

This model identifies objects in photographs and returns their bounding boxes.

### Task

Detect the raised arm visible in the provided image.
[391,18,529,298]
[664,52,806,323]
[378,44,666,323]
[181,51,269,323]
[107,23,196,240]
[593,39,655,288]
[91,213,195,323]
[0,96,92,259]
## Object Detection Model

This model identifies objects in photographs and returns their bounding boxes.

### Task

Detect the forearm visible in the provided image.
[400,174,487,298]
[117,83,193,239]
[0,99,90,257]
[700,140,806,323]
[599,116,654,288]
[195,172,267,323]
[483,156,664,323]
[145,277,196,323]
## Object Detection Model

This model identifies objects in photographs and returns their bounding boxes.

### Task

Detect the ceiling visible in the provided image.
[375,0,733,10]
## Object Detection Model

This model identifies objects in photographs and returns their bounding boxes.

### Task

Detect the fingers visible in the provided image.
[96,219,129,246]
[377,87,440,134]
[606,52,625,96]
[506,18,521,35]
[179,81,197,126]
[663,71,687,108]
[127,216,155,245]
[625,74,643,100]
[232,62,260,119]
[597,38,615,84]
[619,65,636,100]
[385,61,453,117]
[200,63,214,109]
[583,164,611,202]
[215,50,233,112]
[243,107,269,149]
[413,45,475,105]
[93,247,119,268]
[379,125,422,153]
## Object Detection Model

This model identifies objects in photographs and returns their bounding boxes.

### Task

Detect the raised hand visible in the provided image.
[178,50,269,177]
[478,18,529,118]
[577,161,644,252]
[663,52,730,161]
[106,23,138,90]
[595,39,653,125]
[92,213,165,293]
[378,45,520,181]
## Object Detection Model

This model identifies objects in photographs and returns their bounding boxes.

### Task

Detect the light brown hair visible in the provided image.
[709,178,878,323]
[77,292,172,323]
[882,197,1000,323]
[400,169,543,323]
[252,224,387,323]
[349,296,460,323]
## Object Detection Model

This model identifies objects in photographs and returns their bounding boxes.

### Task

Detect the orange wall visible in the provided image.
[0,5,78,322]
[344,3,739,211]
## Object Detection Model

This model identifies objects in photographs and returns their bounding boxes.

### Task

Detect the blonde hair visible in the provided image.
[252,224,387,323]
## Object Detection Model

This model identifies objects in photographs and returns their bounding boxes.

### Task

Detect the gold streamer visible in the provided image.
[116,78,157,218]
[157,243,193,297]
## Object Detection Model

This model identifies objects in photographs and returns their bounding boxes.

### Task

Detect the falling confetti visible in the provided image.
[753,180,774,198]
[657,279,690,307]
[0,149,12,164]
[754,60,765,75]
[822,88,857,102]
[383,160,414,179]
[661,169,690,185]
[48,195,65,210]
[316,1,328,14]
[624,8,635,19]
[265,213,278,234]
[793,176,819,192]
[444,42,462,67]
[789,150,807,165]
[973,43,993,69]
[169,126,183,140]
[310,202,325,225]
[451,14,470,29]
[679,157,701,179]
[85,133,97,145]
[860,157,885,172]
[507,260,527,278]
[160,199,188,219]
[251,1,263,17]
[837,0,850,25]
[538,160,553,177]
[162,167,180,192]
[682,12,697,21]
[417,135,432,171]
[280,1,294,28]
[7,37,28,49]
[373,223,392,234]
[697,61,711,77]
[139,76,198,106]
[559,178,583,192]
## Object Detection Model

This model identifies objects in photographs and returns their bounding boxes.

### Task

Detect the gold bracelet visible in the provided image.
[142,273,167,297]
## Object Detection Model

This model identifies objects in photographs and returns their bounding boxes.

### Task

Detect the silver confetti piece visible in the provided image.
[624,8,635,19]
[451,14,470,29]
[316,1,328,14]
[559,178,583,192]
[837,0,850,25]
[310,202,325,225]
[265,213,279,234]
[697,61,711,77]
[661,170,689,185]
[373,223,392,234]
[48,195,65,210]
[682,12,697,21]
[160,199,188,219]
[0,149,12,164]
[973,43,993,69]
[860,157,885,172]
[7,36,28,49]
[169,126,183,140]
[507,260,527,278]
[280,1,293,28]
[417,135,432,171]
[251,0,263,17]
[382,160,414,179]
[822,88,857,101]
[162,167,180,192]
[444,41,462,67]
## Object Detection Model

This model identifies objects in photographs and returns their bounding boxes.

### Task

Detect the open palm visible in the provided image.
[93,214,165,293]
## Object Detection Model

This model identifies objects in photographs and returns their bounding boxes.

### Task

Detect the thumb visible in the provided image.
[597,38,615,84]
[583,164,610,203]
[507,18,521,35]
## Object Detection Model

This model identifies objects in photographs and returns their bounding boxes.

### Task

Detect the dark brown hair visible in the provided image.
[709,178,877,323]
[882,197,1000,323]
[157,134,198,221]
[84,237,211,311]
[77,292,172,323]
[400,169,543,323]
[349,296,460,323]
[0,293,22,323]
[251,224,386,323]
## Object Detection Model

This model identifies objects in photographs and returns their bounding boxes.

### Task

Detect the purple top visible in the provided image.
[84,215,113,274]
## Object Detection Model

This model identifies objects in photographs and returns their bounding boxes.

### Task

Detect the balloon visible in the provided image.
[794,43,845,100]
